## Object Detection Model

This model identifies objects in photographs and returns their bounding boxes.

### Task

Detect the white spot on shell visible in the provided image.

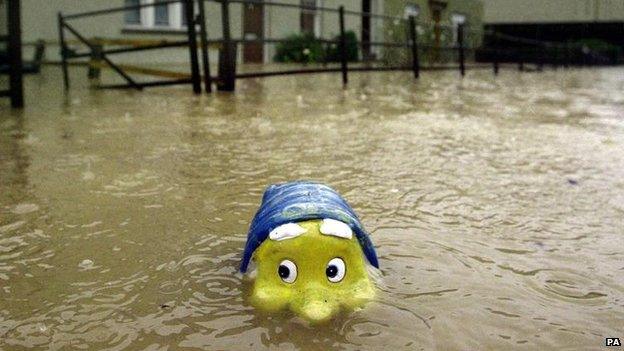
[269,223,307,241]
[319,218,353,239]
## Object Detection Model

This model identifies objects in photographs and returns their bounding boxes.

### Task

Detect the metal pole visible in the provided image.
[492,32,499,75]
[87,40,103,79]
[185,0,201,94]
[408,16,419,79]
[564,42,570,68]
[218,0,235,91]
[537,44,544,71]
[8,0,24,107]
[457,24,465,77]
[493,49,499,75]
[361,0,371,60]
[338,6,348,86]
[197,0,212,93]
[58,12,69,91]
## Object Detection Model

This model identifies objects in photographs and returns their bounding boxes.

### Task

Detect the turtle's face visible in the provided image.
[249,220,375,323]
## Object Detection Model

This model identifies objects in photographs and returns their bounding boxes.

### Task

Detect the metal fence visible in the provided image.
[1,0,24,108]
[57,0,610,95]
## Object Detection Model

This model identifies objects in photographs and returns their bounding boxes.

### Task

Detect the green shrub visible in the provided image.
[325,31,359,62]
[571,38,623,64]
[273,31,359,63]
[274,33,325,63]
[573,38,620,52]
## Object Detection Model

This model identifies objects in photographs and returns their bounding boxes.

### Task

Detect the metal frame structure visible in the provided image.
[56,0,597,94]
[58,0,201,93]
[1,0,24,107]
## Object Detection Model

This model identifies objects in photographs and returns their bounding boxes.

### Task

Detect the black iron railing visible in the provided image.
[1,0,24,107]
[57,0,611,95]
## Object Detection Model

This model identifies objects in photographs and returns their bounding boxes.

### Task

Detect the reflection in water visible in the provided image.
[0,66,623,350]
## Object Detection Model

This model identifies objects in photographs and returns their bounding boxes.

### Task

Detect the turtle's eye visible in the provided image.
[278,259,297,284]
[326,257,346,283]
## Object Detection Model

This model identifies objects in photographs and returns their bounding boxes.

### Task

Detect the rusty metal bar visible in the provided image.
[8,0,24,107]
[458,24,465,77]
[409,16,419,79]
[184,0,201,94]
[197,0,213,93]
[338,6,348,86]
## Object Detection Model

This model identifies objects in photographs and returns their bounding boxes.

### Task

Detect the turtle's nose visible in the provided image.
[299,299,334,323]
[292,286,338,323]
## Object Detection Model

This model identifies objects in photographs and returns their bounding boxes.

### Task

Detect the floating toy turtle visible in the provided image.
[240,181,379,323]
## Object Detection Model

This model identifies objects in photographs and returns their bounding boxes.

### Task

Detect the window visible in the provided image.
[450,13,466,45]
[124,0,191,30]
[300,0,318,35]
[404,3,420,19]
[124,0,141,25]
[154,0,170,26]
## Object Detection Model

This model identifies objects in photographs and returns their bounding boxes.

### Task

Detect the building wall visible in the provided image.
[384,0,483,44]
[479,0,624,65]
[383,0,483,65]
[261,0,367,62]
[20,0,234,65]
[482,0,624,24]
[15,0,382,65]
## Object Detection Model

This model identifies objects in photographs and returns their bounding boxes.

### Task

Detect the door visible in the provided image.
[432,9,441,48]
[243,1,264,63]
[429,0,447,63]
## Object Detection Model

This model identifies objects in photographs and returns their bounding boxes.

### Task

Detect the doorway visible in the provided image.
[428,0,447,63]
[243,1,264,63]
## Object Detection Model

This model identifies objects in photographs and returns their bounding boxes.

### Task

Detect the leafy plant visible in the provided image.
[274,31,359,63]
[325,30,359,62]
[274,33,325,63]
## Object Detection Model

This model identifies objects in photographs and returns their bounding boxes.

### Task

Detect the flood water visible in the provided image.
[1,66,623,350]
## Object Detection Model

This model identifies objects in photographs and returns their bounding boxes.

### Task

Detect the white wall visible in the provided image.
[482,0,624,24]
[15,0,381,65]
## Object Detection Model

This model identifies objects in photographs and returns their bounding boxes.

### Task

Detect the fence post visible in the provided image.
[457,24,465,77]
[58,12,69,91]
[88,39,103,79]
[492,32,499,75]
[408,16,419,79]
[564,43,570,68]
[218,0,236,91]
[8,0,24,107]
[338,6,348,86]
[537,44,544,71]
[361,0,371,60]
[197,0,212,93]
[492,47,499,75]
[184,0,201,94]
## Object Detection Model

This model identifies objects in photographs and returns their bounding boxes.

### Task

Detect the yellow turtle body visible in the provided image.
[249,220,375,323]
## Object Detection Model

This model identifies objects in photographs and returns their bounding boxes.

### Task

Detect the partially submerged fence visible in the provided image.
[58,0,201,92]
[58,0,606,95]
[1,0,24,107]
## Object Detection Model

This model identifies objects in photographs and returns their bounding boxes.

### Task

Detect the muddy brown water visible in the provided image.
[1,67,623,350]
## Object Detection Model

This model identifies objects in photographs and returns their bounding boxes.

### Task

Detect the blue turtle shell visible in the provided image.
[240,181,379,272]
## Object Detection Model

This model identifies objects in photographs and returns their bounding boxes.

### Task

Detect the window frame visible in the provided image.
[123,0,188,32]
